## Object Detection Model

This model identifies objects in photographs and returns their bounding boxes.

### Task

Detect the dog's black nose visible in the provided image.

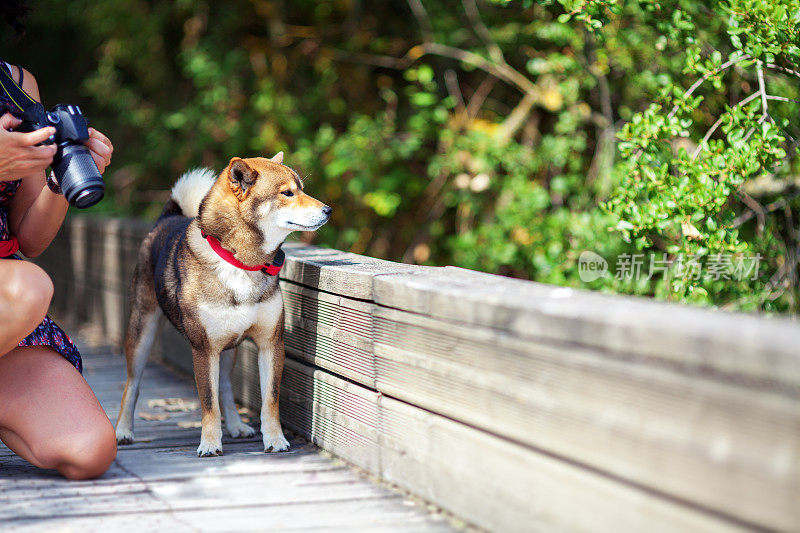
[322,205,332,216]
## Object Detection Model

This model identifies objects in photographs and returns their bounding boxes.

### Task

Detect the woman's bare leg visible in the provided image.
[0,259,53,355]
[0,346,117,480]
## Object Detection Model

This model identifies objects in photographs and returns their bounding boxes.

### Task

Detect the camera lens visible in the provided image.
[46,111,60,124]
[72,188,104,209]
[52,143,104,208]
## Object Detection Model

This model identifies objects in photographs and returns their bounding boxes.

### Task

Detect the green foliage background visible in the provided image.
[2,0,798,312]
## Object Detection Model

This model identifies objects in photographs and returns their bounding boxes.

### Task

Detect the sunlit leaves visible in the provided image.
[601,0,799,307]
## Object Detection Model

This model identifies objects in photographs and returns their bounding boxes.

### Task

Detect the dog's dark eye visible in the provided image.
[281,190,294,197]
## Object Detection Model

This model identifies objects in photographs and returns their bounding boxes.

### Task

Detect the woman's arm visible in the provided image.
[8,68,113,257]
[7,68,67,257]
[0,65,56,184]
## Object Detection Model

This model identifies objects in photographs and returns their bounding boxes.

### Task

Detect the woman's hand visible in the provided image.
[0,113,56,181]
[84,128,113,174]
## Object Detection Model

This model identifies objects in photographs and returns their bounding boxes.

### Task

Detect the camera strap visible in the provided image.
[0,65,41,255]
[0,63,38,114]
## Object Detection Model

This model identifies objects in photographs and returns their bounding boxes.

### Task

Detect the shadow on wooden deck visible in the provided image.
[0,343,456,532]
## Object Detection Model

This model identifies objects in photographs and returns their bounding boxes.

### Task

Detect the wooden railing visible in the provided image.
[35,216,800,532]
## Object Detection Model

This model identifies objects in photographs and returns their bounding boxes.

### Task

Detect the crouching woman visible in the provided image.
[0,32,116,477]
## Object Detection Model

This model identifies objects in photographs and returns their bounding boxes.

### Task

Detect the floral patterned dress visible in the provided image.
[0,179,82,373]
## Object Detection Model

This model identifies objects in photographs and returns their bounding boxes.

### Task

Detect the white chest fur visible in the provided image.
[213,261,271,303]
[197,292,283,344]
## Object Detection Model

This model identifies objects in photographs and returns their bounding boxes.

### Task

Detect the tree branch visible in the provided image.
[692,90,763,160]
[462,0,504,64]
[738,191,766,234]
[444,69,467,124]
[742,111,771,143]
[766,95,800,104]
[423,42,538,95]
[497,92,536,143]
[765,63,800,79]
[733,190,800,227]
[666,54,751,120]
[330,49,409,69]
[466,76,497,118]
[406,0,433,43]
[332,42,538,101]
[756,61,769,117]
[628,55,755,163]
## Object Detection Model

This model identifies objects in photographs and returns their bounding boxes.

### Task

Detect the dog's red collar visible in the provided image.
[201,232,285,276]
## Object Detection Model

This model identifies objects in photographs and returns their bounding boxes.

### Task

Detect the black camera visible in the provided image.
[15,102,104,208]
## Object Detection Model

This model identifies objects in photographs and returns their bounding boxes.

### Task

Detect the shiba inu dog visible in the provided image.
[115,153,331,456]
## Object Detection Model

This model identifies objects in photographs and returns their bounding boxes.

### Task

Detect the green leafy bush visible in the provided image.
[4,0,797,312]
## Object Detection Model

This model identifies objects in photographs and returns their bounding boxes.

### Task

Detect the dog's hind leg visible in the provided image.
[219,348,256,438]
[115,279,161,445]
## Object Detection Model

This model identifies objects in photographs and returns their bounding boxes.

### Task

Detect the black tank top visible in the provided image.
[1,60,23,85]
[0,59,24,114]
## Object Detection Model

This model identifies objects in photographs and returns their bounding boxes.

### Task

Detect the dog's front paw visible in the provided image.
[227,421,257,439]
[263,433,290,453]
[116,428,135,445]
[197,439,224,457]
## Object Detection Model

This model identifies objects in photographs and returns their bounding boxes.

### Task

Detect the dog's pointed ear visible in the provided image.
[270,151,284,164]
[228,157,258,201]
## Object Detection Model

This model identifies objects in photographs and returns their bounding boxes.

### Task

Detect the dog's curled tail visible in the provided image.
[167,168,217,219]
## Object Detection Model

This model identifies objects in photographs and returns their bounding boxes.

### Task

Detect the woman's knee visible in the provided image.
[35,417,117,480]
[1,262,53,325]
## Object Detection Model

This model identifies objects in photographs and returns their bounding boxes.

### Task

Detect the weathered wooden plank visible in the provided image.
[280,242,427,300]
[270,356,790,531]
[278,357,382,473]
[0,474,395,521]
[3,497,452,533]
[1,443,330,485]
[281,281,377,386]
[168,501,455,533]
[281,281,375,338]
[66,216,89,322]
[232,340,384,474]
[372,267,800,392]
[3,512,187,533]
[379,395,751,533]
[0,468,365,504]
[97,444,334,483]
[99,219,125,345]
[283,322,375,385]
[372,306,800,530]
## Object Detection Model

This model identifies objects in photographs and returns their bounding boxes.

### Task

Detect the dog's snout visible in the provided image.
[322,205,332,216]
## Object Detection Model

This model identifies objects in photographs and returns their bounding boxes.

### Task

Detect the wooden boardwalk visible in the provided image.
[0,345,457,532]
[30,219,800,531]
